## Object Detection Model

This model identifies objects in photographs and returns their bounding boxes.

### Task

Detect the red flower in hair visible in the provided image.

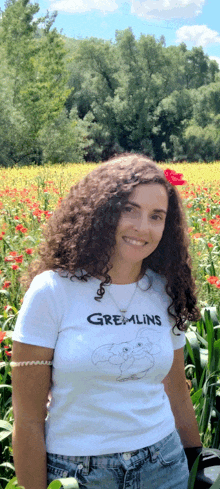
[164,169,187,186]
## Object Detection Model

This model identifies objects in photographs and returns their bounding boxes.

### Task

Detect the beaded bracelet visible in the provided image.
[10,361,53,367]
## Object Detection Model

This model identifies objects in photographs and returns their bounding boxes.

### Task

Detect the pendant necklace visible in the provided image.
[106,283,138,324]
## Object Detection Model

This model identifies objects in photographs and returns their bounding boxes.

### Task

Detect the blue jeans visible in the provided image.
[46,429,189,489]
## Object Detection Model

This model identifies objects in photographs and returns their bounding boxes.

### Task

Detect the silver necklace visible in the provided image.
[106,283,138,324]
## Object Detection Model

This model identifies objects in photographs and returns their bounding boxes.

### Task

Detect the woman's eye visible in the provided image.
[123,206,134,213]
[152,215,162,221]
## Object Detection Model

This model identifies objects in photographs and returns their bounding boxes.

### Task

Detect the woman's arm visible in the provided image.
[162,347,202,448]
[12,341,54,489]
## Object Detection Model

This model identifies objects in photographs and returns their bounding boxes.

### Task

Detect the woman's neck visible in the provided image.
[101,263,143,285]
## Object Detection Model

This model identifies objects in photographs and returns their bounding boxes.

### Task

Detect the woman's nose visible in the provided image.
[133,216,150,233]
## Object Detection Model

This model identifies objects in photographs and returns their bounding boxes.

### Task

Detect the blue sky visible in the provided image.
[1,0,220,65]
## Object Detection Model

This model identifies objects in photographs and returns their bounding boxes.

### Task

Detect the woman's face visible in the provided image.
[111,183,169,271]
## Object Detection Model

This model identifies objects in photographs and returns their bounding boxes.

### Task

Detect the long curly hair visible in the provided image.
[23,153,201,333]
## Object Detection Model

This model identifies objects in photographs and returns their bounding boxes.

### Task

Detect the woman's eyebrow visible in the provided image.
[127,201,167,215]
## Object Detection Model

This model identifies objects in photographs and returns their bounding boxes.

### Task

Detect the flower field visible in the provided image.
[0,161,220,489]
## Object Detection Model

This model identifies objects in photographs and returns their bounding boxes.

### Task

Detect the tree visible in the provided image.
[0,0,71,165]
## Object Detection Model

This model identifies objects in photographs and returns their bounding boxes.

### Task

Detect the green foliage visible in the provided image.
[38,108,89,164]
[185,306,220,447]
[0,0,78,166]
[64,29,220,161]
[0,8,220,164]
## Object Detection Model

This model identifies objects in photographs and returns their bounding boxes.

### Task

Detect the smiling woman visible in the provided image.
[12,153,202,489]
[110,183,168,284]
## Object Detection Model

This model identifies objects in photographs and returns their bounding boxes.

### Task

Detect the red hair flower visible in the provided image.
[164,169,187,186]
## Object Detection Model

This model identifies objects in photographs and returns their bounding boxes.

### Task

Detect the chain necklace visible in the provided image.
[106,283,138,324]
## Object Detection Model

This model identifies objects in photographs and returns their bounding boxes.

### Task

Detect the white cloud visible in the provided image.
[209,56,220,68]
[131,0,205,20]
[49,0,118,14]
[176,25,220,47]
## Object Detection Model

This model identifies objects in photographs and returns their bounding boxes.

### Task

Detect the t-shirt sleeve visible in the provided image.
[12,271,64,349]
[170,325,186,350]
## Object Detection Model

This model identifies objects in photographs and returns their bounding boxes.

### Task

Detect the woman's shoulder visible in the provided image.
[30,270,60,289]
[29,269,92,295]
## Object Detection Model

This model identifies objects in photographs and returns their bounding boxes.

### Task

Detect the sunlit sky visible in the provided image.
[1,0,220,66]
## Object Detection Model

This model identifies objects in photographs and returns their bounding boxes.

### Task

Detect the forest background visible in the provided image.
[1,0,220,167]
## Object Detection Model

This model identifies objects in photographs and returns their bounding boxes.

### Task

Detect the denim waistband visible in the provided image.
[47,429,178,471]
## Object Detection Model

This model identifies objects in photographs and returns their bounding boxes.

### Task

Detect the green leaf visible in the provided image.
[0,430,12,441]
[191,388,203,404]
[5,477,25,489]
[0,420,13,431]
[0,462,15,471]
[187,451,202,488]
[0,384,12,391]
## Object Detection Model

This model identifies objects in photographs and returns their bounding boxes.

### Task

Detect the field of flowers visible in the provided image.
[0,161,220,489]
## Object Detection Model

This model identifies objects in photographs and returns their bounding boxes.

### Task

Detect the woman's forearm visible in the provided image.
[172,391,202,448]
[12,421,48,489]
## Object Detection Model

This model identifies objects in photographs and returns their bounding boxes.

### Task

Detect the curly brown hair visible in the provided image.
[23,153,201,333]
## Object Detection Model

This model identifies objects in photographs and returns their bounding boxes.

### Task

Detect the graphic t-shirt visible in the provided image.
[12,269,186,456]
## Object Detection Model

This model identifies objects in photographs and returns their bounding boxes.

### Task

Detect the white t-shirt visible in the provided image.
[12,268,186,456]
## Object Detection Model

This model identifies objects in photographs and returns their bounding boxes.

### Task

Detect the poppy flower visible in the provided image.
[14,255,23,263]
[15,224,23,231]
[25,248,33,254]
[0,331,6,343]
[207,276,219,284]
[11,264,19,270]
[3,281,11,289]
[164,169,187,186]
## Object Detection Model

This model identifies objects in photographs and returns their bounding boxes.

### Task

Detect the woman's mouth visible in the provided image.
[123,237,148,246]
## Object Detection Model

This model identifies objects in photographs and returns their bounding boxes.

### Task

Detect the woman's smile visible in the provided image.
[122,237,148,246]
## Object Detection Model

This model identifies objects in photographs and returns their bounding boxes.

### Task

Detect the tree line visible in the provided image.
[0,0,220,166]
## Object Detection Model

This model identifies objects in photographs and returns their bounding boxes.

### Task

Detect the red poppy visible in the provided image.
[0,331,6,343]
[207,276,219,284]
[14,255,23,263]
[25,248,33,254]
[164,169,187,186]
[3,281,11,289]
[15,224,23,231]
[207,243,214,248]
[12,264,19,270]
[4,348,12,357]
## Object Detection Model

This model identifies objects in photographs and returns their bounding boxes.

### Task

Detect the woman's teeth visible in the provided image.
[123,237,147,246]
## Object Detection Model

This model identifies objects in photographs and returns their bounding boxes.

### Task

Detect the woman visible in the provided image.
[11,153,202,489]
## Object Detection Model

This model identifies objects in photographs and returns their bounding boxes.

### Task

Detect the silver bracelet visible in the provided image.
[10,360,53,367]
